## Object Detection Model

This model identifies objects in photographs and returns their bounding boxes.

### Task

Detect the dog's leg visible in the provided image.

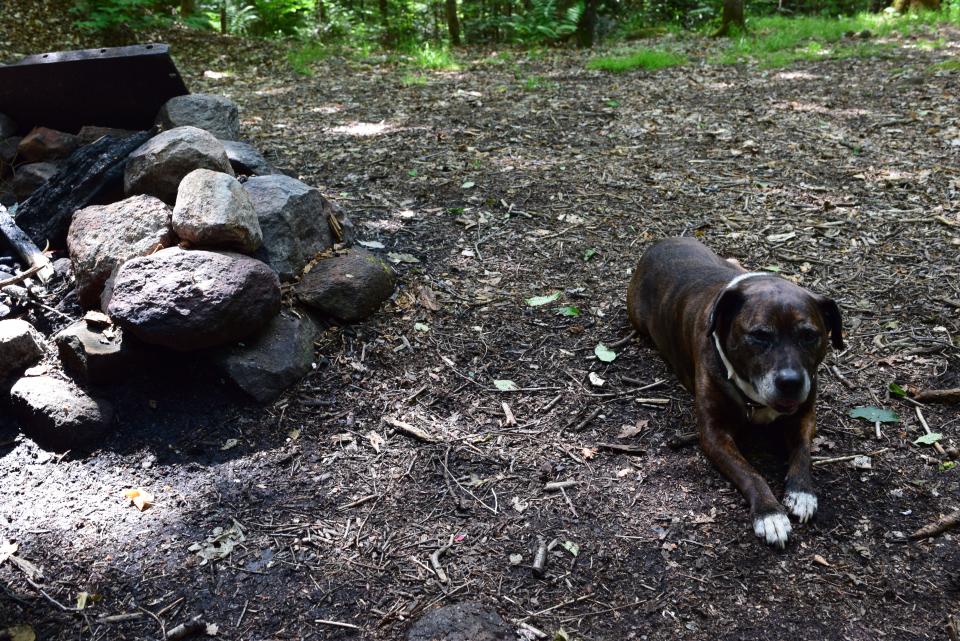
[697,404,791,547]
[783,413,817,523]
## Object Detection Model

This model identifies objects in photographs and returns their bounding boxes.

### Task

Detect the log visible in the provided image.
[909,509,960,540]
[912,388,960,405]
[14,130,151,248]
[0,204,53,282]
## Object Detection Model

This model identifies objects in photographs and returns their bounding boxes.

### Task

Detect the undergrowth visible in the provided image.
[587,48,687,72]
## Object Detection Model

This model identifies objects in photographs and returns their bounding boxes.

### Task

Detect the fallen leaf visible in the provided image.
[581,447,597,460]
[557,305,580,317]
[509,553,523,565]
[812,554,831,567]
[366,430,385,453]
[617,419,649,439]
[561,540,580,556]
[588,372,605,387]
[494,379,519,391]
[387,252,420,264]
[594,343,617,362]
[848,406,899,423]
[221,438,239,450]
[0,540,18,565]
[358,240,385,249]
[461,180,475,189]
[913,432,942,446]
[123,488,154,511]
[525,291,561,307]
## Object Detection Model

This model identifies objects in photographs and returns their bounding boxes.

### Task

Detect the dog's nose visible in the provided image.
[774,370,805,396]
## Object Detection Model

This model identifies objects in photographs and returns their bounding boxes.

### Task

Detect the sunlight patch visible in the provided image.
[775,71,820,81]
[329,121,392,137]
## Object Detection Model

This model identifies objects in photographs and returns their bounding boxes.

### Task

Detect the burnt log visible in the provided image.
[0,204,54,282]
[15,130,152,249]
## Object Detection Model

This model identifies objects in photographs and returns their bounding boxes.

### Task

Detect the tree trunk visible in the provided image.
[180,0,194,18]
[576,0,600,47]
[714,0,745,37]
[316,0,326,23]
[220,2,228,33]
[445,0,461,45]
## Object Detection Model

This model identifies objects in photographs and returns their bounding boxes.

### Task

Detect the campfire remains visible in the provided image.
[0,45,395,452]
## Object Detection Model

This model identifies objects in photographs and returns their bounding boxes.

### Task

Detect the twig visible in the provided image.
[811,448,890,466]
[314,619,361,630]
[164,615,205,641]
[544,480,577,491]
[605,330,637,349]
[598,442,647,456]
[622,377,666,392]
[667,433,698,450]
[532,537,548,578]
[383,416,439,443]
[97,613,145,624]
[912,388,960,405]
[909,509,960,540]
[429,536,453,584]
[829,365,855,389]
[562,407,601,434]
[20,575,80,613]
[501,402,517,426]
[540,394,562,413]
[0,205,53,283]
[915,406,947,456]
[0,263,42,288]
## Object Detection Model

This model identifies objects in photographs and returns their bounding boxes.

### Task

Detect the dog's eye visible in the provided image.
[798,329,821,345]
[746,329,775,345]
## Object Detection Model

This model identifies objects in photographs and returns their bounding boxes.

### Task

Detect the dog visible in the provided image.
[627,237,842,547]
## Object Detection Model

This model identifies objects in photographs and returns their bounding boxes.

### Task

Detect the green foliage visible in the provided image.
[71,0,176,34]
[503,0,584,42]
[587,48,687,71]
[288,42,330,75]
[410,42,460,70]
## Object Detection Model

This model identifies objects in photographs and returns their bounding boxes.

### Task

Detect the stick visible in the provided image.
[667,433,698,449]
[598,442,647,456]
[383,416,439,443]
[429,537,452,584]
[605,330,637,349]
[501,402,517,427]
[540,394,562,413]
[829,365,855,389]
[314,619,361,630]
[909,509,960,540]
[915,406,947,456]
[562,407,601,434]
[165,616,205,641]
[811,448,890,466]
[0,205,53,283]
[544,480,577,491]
[912,388,960,405]
[0,263,42,288]
[97,613,145,624]
[532,538,548,577]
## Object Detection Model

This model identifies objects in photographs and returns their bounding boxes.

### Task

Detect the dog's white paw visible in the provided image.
[753,512,792,548]
[783,491,818,523]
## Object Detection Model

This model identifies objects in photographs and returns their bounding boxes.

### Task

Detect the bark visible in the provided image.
[445,0,461,45]
[714,0,745,37]
[576,0,600,48]
[179,0,195,18]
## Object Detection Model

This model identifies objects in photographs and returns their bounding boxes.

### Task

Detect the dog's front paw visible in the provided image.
[753,511,792,548]
[783,491,818,523]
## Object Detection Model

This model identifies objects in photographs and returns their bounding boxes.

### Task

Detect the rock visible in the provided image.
[68,194,177,309]
[406,603,514,641]
[124,126,234,204]
[156,93,240,140]
[10,376,114,451]
[0,301,10,319]
[173,169,262,253]
[107,247,281,351]
[55,318,137,385]
[294,249,394,322]
[242,175,335,281]
[0,112,16,139]
[222,140,277,176]
[0,319,45,380]
[17,127,80,162]
[52,257,73,280]
[77,125,138,145]
[217,310,318,403]
[0,136,20,174]
[12,161,59,200]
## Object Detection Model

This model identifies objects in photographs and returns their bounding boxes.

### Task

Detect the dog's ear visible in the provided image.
[817,296,844,350]
[708,288,744,338]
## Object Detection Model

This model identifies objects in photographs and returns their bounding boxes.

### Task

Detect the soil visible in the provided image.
[2,21,960,641]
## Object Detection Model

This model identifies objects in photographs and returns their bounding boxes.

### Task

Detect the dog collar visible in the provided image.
[712,271,781,420]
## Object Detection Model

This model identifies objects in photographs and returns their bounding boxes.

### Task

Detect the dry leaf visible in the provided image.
[581,447,597,460]
[617,419,649,439]
[123,488,154,511]
[366,430,385,453]
[812,554,831,567]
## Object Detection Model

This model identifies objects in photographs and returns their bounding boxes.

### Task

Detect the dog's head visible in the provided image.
[709,275,842,414]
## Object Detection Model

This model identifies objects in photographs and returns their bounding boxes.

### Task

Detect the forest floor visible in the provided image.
[1,22,960,641]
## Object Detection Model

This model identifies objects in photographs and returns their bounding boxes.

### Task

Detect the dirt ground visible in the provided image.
[1,23,960,641]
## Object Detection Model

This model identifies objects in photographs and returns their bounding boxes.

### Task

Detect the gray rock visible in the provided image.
[156,93,240,140]
[12,161,59,200]
[406,602,514,641]
[0,319,45,380]
[52,257,73,280]
[222,140,277,176]
[173,169,262,253]
[107,247,281,351]
[10,376,114,451]
[242,175,335,281]
[0,112,16,139]
[294,249,394,322]
[0,301,10,319]
[124,126,234,204]
[55,318,137,385]
[68,194,177,309]
[217,309,317,403]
